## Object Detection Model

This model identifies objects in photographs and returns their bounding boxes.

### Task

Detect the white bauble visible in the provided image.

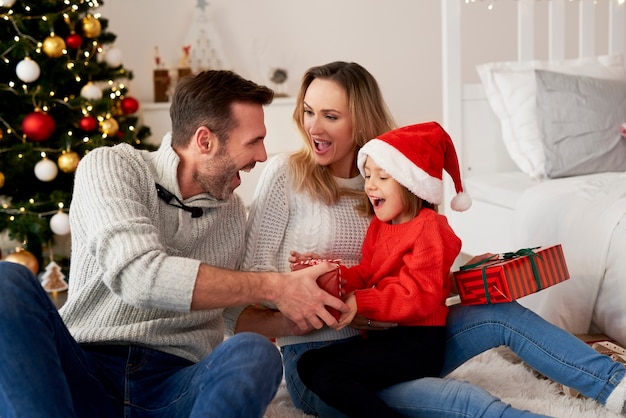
[34,158,58,182]
[105,47,123,67]
[50,212,71,235]
[80,82,102,100]
[15,57,40,83]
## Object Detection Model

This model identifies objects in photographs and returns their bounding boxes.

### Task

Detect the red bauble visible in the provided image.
[22,111,56,142]
[65,33,83,50]
[79,115,98,132]
[120,97,139,114]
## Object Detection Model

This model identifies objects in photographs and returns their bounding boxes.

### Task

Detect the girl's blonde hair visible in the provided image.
[289,62,396,209]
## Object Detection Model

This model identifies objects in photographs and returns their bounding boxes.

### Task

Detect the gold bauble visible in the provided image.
[0,171,4,188]
[82,15,102,38]
[42,35,66,58]
[58,150,80,173]
[4,248,39,275]
[100,118,119,136]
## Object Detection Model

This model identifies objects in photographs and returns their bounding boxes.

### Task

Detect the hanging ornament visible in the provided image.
[81,15,102,38]
[80,82,102,100]
[41,260,69,293]
[58,150,80,173]
[22,110,56,142]
[0,171,4,188]
[15,57,41,83]
[42,34,66,58]
[4,247,39,275]
[34,157,58,182]
[79,115,98,132]
[120,96,139,114]
[50,211,71,236]
[105,47,123,67]
[101,118,119,136]
[65,33,83,50]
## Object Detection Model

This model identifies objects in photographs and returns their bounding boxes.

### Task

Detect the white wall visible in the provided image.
[100,0,624,140]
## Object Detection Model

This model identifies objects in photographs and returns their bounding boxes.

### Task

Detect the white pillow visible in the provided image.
[476,55,626,179]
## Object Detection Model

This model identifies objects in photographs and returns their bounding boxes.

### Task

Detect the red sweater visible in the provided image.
[340,208,461,326]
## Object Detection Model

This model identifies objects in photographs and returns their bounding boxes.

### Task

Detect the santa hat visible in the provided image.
[357,121,471,212]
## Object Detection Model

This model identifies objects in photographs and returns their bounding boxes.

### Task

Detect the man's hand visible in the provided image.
[273,262,349,331]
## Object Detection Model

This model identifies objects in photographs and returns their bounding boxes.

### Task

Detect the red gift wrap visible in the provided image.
[291,259,342,319]
[453,245,570,306]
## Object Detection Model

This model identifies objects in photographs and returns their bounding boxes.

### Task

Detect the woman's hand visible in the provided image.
[349,314,397,331]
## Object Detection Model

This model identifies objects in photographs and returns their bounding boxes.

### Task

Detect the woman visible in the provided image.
[232,61,626,417]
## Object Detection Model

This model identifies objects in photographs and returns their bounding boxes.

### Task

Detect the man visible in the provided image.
[0,70,346,417]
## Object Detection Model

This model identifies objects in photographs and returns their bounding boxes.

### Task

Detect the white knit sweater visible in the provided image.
[242,154,372,346]
[60,134,247,363]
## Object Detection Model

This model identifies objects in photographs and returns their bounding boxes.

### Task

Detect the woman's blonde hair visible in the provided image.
[289,62,395,209]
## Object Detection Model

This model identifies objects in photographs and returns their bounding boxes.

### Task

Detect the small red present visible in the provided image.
[453,245,570,306]
[291,259,342,320]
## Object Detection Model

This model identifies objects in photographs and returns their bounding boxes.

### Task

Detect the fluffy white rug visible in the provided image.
[264,347,623,418]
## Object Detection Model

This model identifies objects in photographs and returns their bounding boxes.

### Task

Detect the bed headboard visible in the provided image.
[441,0,626,192]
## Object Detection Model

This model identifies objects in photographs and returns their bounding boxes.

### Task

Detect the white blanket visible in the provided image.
[513,172,626,344]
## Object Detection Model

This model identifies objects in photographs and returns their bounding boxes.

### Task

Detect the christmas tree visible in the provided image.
[0,0,153,271]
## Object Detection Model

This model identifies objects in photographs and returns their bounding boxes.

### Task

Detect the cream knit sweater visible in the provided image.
[60,134,246,363]
[242,154,372,346]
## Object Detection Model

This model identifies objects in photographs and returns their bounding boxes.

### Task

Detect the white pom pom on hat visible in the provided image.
[357,121,472,212]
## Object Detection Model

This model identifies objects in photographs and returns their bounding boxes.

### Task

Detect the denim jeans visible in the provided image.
[283,301,626,417]
[0,261,283,418]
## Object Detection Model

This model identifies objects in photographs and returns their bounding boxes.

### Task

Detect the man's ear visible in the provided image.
[194,126,219,156]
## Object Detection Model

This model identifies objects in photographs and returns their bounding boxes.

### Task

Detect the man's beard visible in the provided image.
[196,151,239,201]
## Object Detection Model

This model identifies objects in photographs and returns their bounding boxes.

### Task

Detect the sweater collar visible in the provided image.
[147,133,232,209]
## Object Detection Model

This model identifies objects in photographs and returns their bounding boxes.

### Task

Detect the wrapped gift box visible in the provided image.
[453,245,569,305]
[291,258,342,320]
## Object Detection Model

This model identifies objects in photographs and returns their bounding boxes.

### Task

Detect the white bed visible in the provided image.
[441,0,626,346]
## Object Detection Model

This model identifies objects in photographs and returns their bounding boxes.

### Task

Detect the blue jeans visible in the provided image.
[283,302,626,417]
[0,261,283,418]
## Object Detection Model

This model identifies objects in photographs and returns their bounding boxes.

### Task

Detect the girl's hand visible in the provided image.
[333,294,358,330]
[289,251,322,264]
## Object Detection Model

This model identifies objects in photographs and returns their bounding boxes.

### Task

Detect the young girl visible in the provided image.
[296,121,471,418]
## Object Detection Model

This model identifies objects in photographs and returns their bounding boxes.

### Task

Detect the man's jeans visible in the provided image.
[0,261,282,418]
